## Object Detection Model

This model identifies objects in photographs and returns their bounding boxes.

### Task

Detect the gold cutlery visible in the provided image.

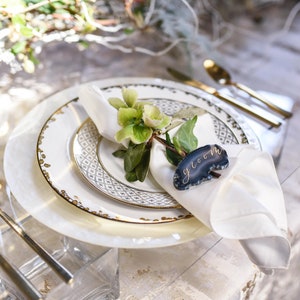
[0,209,74,284]
[203,59,293,118]
[167,67,281,128]
[0,253,43,300]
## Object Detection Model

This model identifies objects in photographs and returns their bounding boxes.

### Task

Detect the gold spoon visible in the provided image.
[203,59,292,118]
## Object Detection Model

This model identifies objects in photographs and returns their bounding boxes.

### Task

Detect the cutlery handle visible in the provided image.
[214,92,281,128]
[0,253,43,300]
[166,67,282,128]
[234,82,292,118]
[0,209,73,284]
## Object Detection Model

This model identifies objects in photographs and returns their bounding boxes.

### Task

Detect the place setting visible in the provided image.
[1,66,294,298]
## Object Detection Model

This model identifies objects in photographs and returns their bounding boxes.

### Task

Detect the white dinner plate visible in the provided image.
[37,99,190,223]
[3,77,259,248]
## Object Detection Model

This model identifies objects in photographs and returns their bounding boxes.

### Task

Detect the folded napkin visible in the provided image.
[78,84,121,143]
[150,123,290,274]
[79,84,291,273]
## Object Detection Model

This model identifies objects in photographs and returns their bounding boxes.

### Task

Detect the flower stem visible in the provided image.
[153,135,186,157]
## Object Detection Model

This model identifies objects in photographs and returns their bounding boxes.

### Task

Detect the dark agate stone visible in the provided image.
[173,144,229,190]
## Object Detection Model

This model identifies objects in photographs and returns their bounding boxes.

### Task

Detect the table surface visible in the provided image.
[1,2,300,299]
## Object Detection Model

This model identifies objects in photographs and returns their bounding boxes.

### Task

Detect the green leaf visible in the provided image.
[12,14,26,26]
[78,40,90,49]
[11,41,26,54]
[135,146,151,182]
[125,171,137,182]
[11,14,34,38]
[124,142,145,172]
[112,149,126,158]
[28,50,39,65]
[164,133,182,166]
[122,88,138,107]
[108,97,127,110]
[20,26,34,38]
[124,27,135,35]
[173,136,184,155]
[173,116,198,153]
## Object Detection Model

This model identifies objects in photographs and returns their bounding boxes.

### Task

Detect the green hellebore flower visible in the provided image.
[142,104,171,129]
[122,87,138,107]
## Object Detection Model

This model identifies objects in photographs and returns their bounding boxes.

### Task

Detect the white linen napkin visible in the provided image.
[79,84,291,273]
[78,84,120,143]
[150,124,290,274]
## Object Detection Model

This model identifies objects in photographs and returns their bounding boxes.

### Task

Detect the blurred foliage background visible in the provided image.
[0,0,297,73]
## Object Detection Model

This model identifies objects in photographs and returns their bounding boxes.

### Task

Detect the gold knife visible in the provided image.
[167,68,281,128]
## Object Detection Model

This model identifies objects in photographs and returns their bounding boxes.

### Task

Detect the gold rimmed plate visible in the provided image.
[5,77,260,248]
[37,99,192,224]
[37,81,260,222]
[72,92,256,209]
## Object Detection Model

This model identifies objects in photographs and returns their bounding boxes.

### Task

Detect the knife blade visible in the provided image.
[167,68,281,128]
